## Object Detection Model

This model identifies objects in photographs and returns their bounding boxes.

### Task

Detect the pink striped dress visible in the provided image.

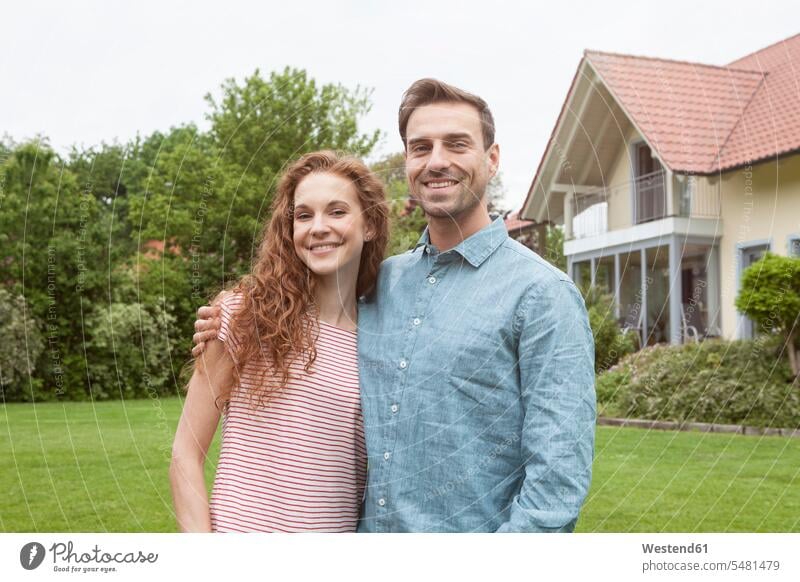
[209,293,367,532]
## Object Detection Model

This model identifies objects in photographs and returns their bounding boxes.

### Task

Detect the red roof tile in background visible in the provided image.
[584,33,800,173]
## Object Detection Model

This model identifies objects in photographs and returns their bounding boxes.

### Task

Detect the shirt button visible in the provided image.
[391,404,398,413]
[383,452,391,460]
[412,317,421,326]
[428,276,437,284]
[399,359,407,369]
[378,498,386,507]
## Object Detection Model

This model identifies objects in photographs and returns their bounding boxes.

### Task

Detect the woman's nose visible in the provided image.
[310,214,331,234]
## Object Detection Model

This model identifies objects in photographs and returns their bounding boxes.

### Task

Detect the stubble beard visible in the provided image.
[414,179,486,220]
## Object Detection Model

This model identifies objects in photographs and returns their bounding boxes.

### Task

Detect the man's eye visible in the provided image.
[411,145,430,154]
[450,142,468,149]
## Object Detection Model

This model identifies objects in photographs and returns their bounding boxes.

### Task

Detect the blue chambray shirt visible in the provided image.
[356,217,596,532]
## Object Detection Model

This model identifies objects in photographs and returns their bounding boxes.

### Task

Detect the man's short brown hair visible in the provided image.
[398,78,495,151]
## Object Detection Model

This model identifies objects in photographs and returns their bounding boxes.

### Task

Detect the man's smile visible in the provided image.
[424,179,459,189]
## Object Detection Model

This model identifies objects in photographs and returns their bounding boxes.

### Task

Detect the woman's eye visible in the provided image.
[331,209,346,217]
[295,213,311,220]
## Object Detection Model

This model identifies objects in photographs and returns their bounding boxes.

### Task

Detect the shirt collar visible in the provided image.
[413,217,508,268]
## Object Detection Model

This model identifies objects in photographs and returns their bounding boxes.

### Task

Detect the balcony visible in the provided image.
[568,171,720,241]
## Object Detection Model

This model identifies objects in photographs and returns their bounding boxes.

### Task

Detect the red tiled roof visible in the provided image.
[584,33,800,173]
[504,210,536,231]
[717,34,800,169]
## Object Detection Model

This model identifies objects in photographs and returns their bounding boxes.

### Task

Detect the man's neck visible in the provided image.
[427,206,492,251]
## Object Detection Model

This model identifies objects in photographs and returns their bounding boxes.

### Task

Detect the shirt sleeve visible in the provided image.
[496,278,596,533]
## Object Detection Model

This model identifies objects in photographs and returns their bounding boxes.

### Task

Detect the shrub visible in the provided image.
[582,285,637,373]
[597,338,800,428]
[0,290,44,401]
[735,252,800,376]
[84,303,179,400]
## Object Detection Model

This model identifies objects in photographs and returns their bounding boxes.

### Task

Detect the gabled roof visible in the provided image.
[585,34,800,173]
[585,51,765,173]
[524,34,800,220]
[716,34,800,169]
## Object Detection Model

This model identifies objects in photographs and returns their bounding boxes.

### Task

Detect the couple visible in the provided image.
[170,78,596,533]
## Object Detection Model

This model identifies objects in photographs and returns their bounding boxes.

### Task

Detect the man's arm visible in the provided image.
[496,278,596,533]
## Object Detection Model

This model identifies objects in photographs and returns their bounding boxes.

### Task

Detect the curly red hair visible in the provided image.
[227,151,389,408]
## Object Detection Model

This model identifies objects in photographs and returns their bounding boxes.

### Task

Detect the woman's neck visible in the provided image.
[313,273,359,332]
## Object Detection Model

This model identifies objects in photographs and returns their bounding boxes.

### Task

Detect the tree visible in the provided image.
[370,153,427,256]
[205,67,380,185]
[0,140,124,399]
[0,290,44,401]
[486,171,508,216]
[0,68,384,401]
[735,252,800,377]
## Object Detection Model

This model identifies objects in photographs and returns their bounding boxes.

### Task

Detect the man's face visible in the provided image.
[405,102,499,220]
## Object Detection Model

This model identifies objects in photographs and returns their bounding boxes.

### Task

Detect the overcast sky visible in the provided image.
[3,0,798,209]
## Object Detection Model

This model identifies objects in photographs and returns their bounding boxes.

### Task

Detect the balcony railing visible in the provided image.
[568,171,720,240]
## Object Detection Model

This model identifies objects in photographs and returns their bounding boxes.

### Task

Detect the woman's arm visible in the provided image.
[170,339,234,532]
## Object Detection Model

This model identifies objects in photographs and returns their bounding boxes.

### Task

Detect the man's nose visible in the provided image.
[426,142,450,172]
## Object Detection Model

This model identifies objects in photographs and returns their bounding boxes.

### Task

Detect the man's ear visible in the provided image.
[487,143,500,178]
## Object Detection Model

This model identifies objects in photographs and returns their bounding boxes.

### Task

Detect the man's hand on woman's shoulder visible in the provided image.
[191,290,229,358]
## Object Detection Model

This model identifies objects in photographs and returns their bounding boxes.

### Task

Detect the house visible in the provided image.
[520,33,800,346]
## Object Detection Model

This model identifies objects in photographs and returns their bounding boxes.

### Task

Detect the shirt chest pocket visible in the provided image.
[439,323,518,409]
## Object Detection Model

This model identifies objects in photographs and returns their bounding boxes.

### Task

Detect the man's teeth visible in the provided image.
[427,180,457,188]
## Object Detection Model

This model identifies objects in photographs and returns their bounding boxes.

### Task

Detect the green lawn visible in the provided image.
[1,398,798,532]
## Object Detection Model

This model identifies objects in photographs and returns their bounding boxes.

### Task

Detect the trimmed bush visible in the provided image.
[597,338,800,428]
[735,252,800,376]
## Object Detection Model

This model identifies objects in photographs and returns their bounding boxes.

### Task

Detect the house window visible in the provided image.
[632,142,666,224]
[737,240,771,339]
[789,235,800,257]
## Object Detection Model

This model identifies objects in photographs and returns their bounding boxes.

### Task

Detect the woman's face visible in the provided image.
[292,171,370,281]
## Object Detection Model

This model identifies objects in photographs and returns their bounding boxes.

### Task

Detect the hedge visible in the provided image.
[597,338,800,428]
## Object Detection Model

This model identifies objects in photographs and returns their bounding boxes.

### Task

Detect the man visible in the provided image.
[194,79,596,532]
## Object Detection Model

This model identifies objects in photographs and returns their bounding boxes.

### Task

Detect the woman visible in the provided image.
[170,151,389,532]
